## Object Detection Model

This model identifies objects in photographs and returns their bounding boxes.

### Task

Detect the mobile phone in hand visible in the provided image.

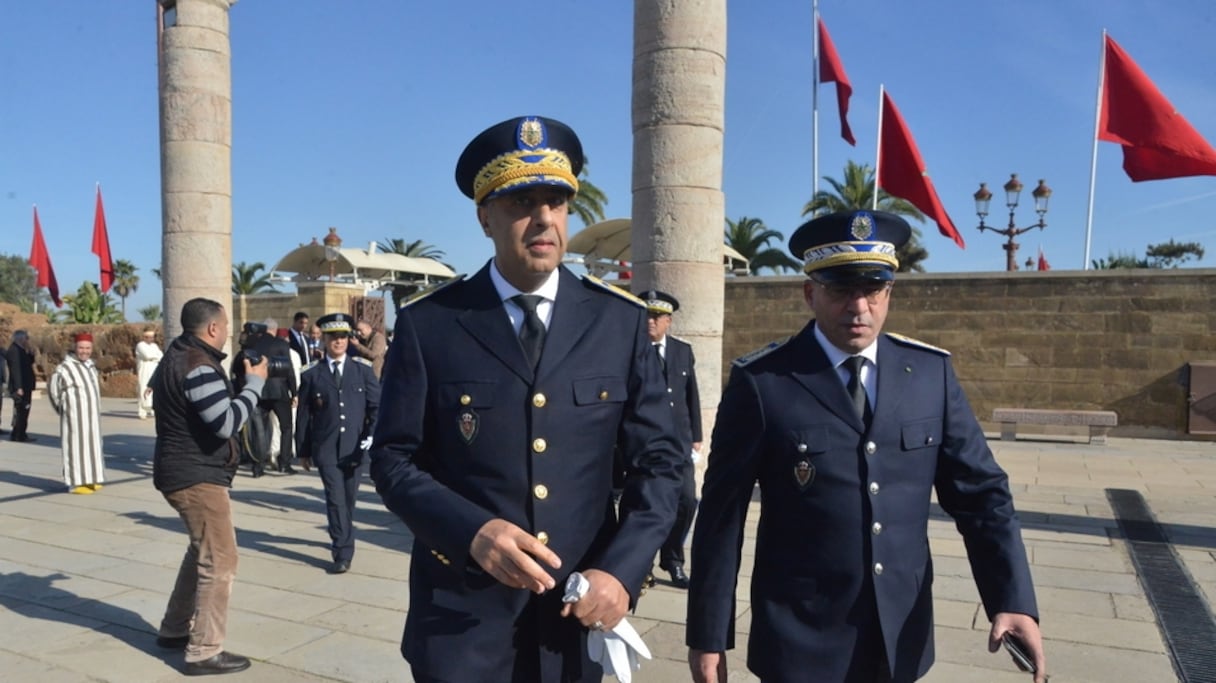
[1002,633,1036,674]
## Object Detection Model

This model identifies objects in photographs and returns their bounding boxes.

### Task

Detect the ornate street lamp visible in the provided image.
[323,226,343,280]
[974,173,1051,271]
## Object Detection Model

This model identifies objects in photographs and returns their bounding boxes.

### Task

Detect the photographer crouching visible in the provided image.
[149,298,267,676]
[233,320,297,477]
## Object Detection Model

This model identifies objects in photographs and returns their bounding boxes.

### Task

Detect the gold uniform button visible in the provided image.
[460,394,471,406]
[532,438,547,453]
[873,562,884,576]
[533,484,549,500]
[598,390,609,400]
[537,531,550,545]
[872,522,883,535]
[532,393,547,408]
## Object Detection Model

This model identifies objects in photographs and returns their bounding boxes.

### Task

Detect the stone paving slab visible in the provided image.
[2,396,1215,681]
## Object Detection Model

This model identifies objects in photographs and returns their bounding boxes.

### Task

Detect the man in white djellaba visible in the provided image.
[48,332,106,494]
[136,328,164,419]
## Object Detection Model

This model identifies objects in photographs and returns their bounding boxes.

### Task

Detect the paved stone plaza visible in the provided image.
[1,396,1214,682]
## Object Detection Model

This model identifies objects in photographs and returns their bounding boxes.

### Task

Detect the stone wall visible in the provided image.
[723,269,1216,439]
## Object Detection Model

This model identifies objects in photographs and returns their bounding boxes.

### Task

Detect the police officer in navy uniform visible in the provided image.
[687,211,1046,683]
[640,290,702,589]
[296,313,380,574]
[369,116,684,683]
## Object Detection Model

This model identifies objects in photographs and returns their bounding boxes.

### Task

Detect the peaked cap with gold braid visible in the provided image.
[455,116,584,204]
[788,210,912,282]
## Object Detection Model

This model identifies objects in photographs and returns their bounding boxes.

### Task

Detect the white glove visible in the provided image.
[562,572,651,682]
[690,448,702,464]
[359,436,373,451]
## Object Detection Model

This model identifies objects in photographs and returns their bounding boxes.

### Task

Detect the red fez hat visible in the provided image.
[75,332,94,343]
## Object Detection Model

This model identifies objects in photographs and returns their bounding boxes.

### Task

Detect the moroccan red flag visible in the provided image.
[1099,35,1216,181]
[92,185,115,292]
[1037,247,1050,271]
[877,91,965,248]
[818,17,855,146]
[29,207,62,307]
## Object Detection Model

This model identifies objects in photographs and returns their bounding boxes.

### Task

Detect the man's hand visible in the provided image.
[689,649,728,683]
[470,519,561,594]
[989,612,1047,683]
[244,356,269,380]
[143,387,153,398]
[559,568,629,631]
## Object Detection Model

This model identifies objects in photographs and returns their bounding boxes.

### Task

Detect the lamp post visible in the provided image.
[974,173,1051,271]
[323,226,343,280]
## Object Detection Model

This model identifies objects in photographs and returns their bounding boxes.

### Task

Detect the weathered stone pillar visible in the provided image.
[632,0,728,441]
[157,0,236,340]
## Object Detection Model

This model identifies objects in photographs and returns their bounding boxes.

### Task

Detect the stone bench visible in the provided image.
[992,408,1118,445]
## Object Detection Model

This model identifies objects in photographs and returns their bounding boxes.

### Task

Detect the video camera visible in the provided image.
[235,322,293,381]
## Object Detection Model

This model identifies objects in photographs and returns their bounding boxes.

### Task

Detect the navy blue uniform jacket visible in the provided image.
[297,357,379,467]
[662,336,702,451]
[370,264,684,681]
[687,322,1037,682]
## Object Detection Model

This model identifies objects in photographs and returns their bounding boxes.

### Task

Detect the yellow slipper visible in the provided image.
[70,486,95,495]
[88,484,103,491]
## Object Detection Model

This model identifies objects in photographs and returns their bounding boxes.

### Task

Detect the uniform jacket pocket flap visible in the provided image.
[901,418,943,450]
[438,381,496,408]
[788,426,829,455]
[573,377,628,405]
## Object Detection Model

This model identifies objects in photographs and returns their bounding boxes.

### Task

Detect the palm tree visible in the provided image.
[138,303,163,322]
[802,161,930,273]
[725,216,802,275]
[111,259,139,320]
[231,261,277,295]
[59,281,123,324]
[570,161,608,227]
[379,238,446,261]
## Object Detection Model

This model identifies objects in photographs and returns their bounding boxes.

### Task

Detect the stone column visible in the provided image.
[632,0,728,439]
[157,0,237,340]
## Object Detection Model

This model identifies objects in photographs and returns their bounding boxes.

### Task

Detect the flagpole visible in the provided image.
[812,0,821,200]
[1083,30,1107,270]
[872,84,884,211]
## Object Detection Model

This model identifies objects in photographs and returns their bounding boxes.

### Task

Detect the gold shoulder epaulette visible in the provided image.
[582,274,645,307]
[352,356,373,367]
[733,337,791,367]
[400,275,465,309]
[886,332,950,356]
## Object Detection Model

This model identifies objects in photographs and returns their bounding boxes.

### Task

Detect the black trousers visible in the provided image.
[318,460,363,562]
[660,459,698,569]
[10,396,31,441]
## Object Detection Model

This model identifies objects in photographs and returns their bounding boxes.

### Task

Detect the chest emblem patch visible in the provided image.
[794,460,815,490]
[458,410,479,444]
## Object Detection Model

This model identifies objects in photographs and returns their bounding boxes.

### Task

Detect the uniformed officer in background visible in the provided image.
[639,290,702,589]
[687,210,1046,683]
[369,115,683,683]
[296,313,380,575]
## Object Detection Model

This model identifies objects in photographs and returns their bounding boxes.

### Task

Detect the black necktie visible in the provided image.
[331,360,343,389]
[653,342,667,374]
[513,295,546,370]
[845,355,871,427]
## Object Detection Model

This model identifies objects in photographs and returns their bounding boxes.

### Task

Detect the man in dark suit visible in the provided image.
[369,116,684,683]
[296,312,380,574]
[687,211,1047,683]
[253,319,298,474]
[7,330,36,442]
[287,311,311,367]
[639,290,702,589]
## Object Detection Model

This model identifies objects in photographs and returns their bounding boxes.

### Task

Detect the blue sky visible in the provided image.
[3,1,1216,318]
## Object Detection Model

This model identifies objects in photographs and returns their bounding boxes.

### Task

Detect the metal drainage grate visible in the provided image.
[1107,488,1216,683]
